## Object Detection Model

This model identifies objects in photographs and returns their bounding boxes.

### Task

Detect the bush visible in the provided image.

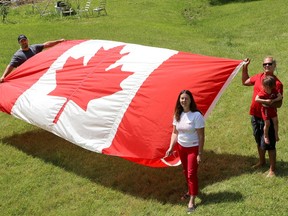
[0,2,9,22]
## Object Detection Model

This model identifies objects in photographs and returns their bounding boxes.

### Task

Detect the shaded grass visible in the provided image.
[1,129,288,215]
[1,129,256,196]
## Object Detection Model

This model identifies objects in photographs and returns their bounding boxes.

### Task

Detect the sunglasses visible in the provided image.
[262,62,273,67]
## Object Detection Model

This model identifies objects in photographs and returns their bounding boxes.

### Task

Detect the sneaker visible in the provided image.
[187,206,195,214]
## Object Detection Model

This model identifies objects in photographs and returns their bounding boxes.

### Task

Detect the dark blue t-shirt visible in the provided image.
[10,44,44,68]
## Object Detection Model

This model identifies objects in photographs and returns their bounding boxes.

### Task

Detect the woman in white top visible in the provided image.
[166,90,205,213]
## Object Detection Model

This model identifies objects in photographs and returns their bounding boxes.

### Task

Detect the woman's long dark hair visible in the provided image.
[174,90,199,122]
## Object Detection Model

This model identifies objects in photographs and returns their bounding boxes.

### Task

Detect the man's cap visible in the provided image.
[18,34,27,42]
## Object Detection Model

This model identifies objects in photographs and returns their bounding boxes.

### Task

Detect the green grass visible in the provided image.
[1,0,288,215]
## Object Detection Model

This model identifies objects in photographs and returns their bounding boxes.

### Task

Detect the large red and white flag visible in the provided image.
[0,40,243,167]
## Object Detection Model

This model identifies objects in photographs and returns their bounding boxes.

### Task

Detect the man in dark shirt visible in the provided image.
[0,34,65,82]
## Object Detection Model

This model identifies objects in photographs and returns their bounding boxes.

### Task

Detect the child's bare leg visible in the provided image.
[264,120,270,144]
[272,117,279,141]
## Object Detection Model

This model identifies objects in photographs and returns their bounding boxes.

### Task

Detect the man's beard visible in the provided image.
[21,44,29,50]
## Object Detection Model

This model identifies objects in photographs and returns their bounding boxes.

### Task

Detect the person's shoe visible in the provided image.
[181,193,190,200]
[187,206,196,214]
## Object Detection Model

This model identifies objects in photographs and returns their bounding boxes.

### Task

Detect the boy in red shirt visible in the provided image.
[255,75,283,144]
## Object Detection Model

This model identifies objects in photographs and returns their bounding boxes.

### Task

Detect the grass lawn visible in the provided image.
[0,0,287,215]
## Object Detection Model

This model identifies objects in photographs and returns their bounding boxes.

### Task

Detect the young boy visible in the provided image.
[255,75,283,144]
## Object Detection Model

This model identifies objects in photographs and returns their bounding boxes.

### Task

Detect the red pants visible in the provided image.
[177,143,199,196]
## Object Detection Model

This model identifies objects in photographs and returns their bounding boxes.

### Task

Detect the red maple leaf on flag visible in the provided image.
[48,45,134,123]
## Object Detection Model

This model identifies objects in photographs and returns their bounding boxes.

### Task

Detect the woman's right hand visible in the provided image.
[165,148,173,157]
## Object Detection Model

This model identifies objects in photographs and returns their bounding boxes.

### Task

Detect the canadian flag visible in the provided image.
[0,40,243,167]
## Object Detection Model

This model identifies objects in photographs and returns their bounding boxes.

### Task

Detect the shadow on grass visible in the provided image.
[2,129,287,205]
[208,0,261,6]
